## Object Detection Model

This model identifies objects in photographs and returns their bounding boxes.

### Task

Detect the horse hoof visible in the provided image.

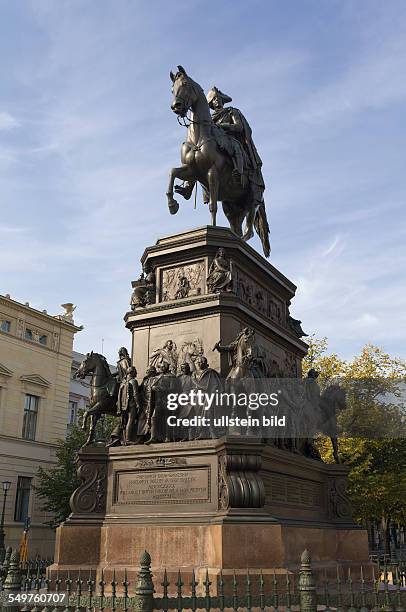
[168,199,179,215]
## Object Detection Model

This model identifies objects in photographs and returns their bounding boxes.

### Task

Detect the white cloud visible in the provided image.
[0,112,20,131]
[351,313,379,328]
[1,1,406,362]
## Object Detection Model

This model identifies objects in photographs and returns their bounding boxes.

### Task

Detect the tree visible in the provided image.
[35,417,116,527]
[34,424,86,528]
[304,336,406,554]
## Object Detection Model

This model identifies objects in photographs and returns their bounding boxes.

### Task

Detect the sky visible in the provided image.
[0,0,405,364]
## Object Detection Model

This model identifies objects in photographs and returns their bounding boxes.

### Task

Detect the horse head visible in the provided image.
[75,351,98,379]
[170,65,203,117]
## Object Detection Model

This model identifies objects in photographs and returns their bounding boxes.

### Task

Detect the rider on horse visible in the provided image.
[207,87,265,205]
[175,85,265,211]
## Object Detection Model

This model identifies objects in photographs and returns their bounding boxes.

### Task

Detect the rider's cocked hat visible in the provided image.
[207,86,232,107]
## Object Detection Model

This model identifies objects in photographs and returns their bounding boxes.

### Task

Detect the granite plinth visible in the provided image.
[49,227,371,585]
[50,439,370,585]
[125,226,307,380]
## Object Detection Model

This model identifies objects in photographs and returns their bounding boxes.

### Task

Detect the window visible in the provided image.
[68,400,78,426]
[39,335,47,346]
[22,394,39,440]
[14,477,32,522]
[24,328,33,341]
[0,320,11,332]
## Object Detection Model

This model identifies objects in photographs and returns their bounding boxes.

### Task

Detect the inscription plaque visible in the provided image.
[115,467,210,506]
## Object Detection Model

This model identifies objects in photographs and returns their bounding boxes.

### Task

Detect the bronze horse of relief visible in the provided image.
[167,66,270,257]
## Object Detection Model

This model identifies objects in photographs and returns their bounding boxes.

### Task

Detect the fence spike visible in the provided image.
[122,568,129,612]
[259,570,266,612]
[323,569,332,612]
[98,567,105,612]
[111,568,117,612]
[42,573,52,612]
[218,569,225,612]
[73,568,83,612]
[383,562,394,612]
[336,565,344,612]
[63,570,72,612]
[135,550,154,612]
[298,550,316,612]
[246,568,252,612]
[20,563,31,612]
[190,568,197,612]
[395,566,405,612]
[204,568,211,612]
[232,570,238,612]
[371,564,380,612]
[272,569,279,611]
[86,569,94,612]
[176,569,184,612]
[30,562,41,612]
[161,569,169,612]
[347,567,357,612]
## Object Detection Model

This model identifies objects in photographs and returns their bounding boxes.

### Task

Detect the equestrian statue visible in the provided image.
[75,351,119,446]
[167,65,270,257]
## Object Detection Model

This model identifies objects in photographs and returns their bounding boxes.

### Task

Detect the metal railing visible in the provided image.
[1,547,406,611]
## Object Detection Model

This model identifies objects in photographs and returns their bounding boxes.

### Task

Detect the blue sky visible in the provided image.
[1,0,405,364]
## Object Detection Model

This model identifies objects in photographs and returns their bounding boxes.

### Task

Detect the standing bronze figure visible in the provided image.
[168,66,270,257]
[116,366,142,445]
[207,248,233,293]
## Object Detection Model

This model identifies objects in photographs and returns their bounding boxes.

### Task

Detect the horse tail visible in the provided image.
[254,201,271,257]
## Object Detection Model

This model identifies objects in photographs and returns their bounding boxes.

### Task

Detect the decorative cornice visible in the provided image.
[140,226,297,295]
[0,363,13,377]
[20,373,51,388]
[124,293,308,354]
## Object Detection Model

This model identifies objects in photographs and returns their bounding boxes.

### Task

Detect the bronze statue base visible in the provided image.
[49,439,370,586]
[51,226,371,585]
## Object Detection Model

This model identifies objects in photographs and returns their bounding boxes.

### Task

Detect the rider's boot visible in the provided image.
[174,181,195,200]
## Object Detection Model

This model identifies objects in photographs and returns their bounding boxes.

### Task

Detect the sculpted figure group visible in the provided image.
[76,329,344,462]
[104,348,222,446]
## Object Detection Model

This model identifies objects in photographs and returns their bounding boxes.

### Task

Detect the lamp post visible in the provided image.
[0,480,11,564]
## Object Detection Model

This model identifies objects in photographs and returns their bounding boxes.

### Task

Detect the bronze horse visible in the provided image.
[75,352,118,446]
[167,65,270,257]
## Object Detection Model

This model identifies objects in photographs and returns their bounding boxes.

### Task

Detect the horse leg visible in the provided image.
[166,165,195,215]
[81,409,89,431]
[82,402,103,444]
[207,166,219,226]
[83,413,98,446]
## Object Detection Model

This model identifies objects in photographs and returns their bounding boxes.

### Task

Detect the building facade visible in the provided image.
[0,295,81,558]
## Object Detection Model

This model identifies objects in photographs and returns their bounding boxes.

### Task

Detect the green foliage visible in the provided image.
[306,336,406,540]
[34,416,116,527]
[34,423,86,528]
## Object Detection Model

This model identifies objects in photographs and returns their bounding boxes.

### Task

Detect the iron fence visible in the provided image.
[1,547,406,612]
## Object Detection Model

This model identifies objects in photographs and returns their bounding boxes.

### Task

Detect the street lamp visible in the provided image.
[0,480,12,564]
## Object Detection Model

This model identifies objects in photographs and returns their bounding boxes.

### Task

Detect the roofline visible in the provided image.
[0,294,83,332]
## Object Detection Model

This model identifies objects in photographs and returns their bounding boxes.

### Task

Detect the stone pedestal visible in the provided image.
[50,227,370,585]
[51,439,370,586]
[125,225,307,379]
